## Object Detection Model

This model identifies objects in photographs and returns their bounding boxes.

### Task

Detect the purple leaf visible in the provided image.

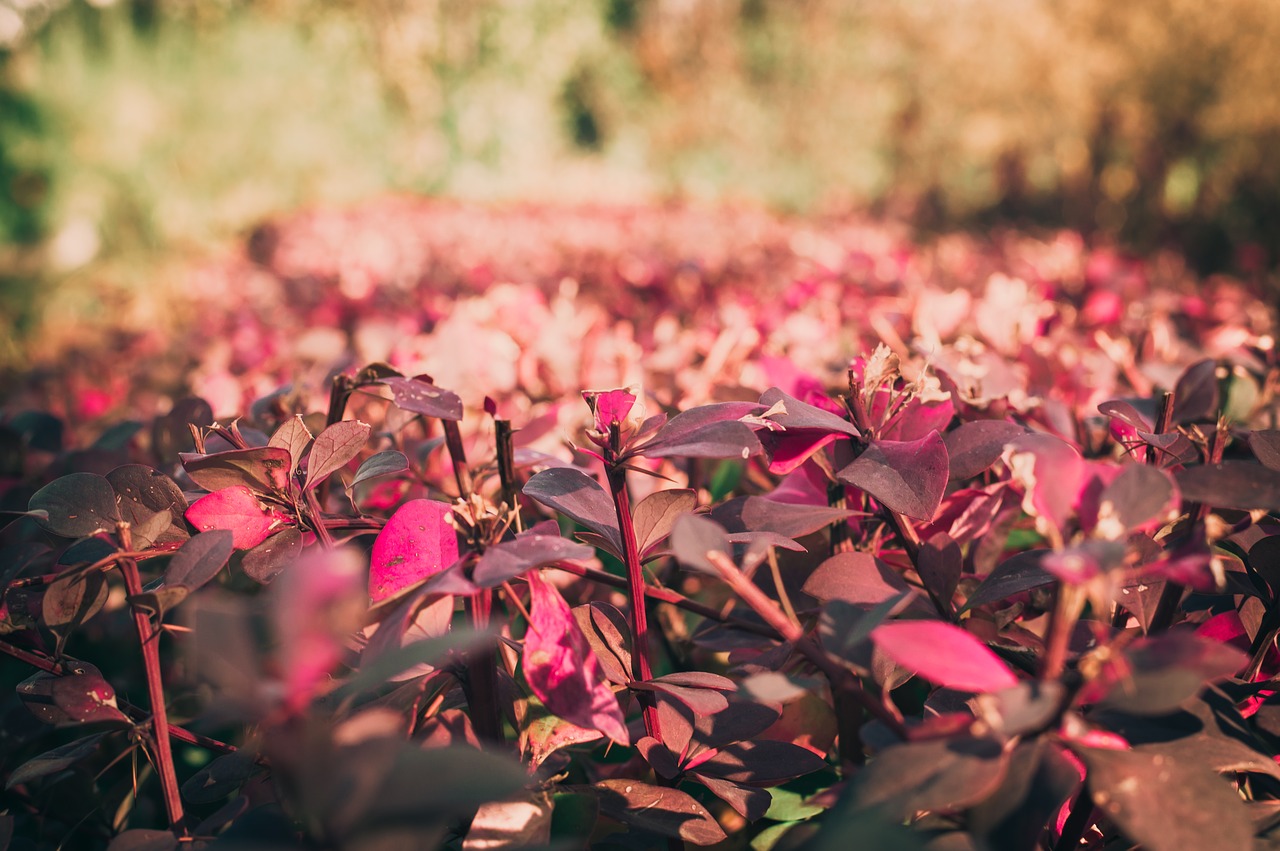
[1075,745,1252,851]
[756,387,859,474]
[180,446,293,494]
[241,526,302,584]
[961,550,1052,612]
[691,774,772,821]
[164,530,234,591]
[638,401,764,460]
[369,499,461,605]
[670,513,731,574]
[1096,464,1176,533]
[711,495,856,540]
[28,473,121,539]
[918,531,962,606]
[633,489,698,557]
[1251,430,1280,471]
[1097,632,1248,715]
[802,552,913,606]
[381,376,463,421]
[6,733,108,790]
[632,682,730,715]
[872,620,1019,692]
[944,420,1028,481]
[1097,398,1157,432]
[267,415,313,472]
[838,431,949,521]
[304,420,371,489]
[523,572,629,745]
[593,779,727,846]
[1177,461,1280,511]
[694,739,827,786]
[185,486,293,550]
[850,735,1009,820]
[350,449,409,488]
[106,465,189,548]
[472,529,595,588]
[522,468,622,555]
[1171,358,1221,424]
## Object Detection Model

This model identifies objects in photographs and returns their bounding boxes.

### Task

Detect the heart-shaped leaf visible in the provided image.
[29,473,121,538]
[369,499,461,605]
[304,420,371,489]
[838,431,949,521]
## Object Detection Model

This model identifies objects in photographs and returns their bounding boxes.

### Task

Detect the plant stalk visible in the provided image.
[117,524,185,832]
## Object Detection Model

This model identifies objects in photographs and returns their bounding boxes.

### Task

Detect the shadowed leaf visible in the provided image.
[850,735,1010,820]
[670,513,731,574]
[1171,358,1221,424]
[17,663,128,726]
[164,530,234,591]
[473,528,595,588]
[1177,461,1280,511]
[961,550,1052,612]
[304,419,371,489]
[106,465,188,548]
[180,446,293,494]
[633,488,698,556]
[803,552,912,606]
[593,779,728,846]
[29,473,121,538]
[241,526,303,583]
[944,420,1027,481]
[523,468,622,555]
[6,733,107,789]
[712,496,856,540]
[838,431,949,521]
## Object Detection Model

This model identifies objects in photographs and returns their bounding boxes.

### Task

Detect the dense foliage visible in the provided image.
[3,201,1280,849]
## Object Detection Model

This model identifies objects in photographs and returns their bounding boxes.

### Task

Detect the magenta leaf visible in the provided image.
[583,388,636,432]
[838,431,949,521]
[1002,433,1085,535]
[380,375,463,421]
[369,499,461,605]
[871,620,1019,692]
[163,530,234,591]
[523,572,629,745]
[180,446,293,494]
[522,467,622,555]
[472,528,595,588]
[304,419,371,489]
[943,420,1028,481]
[28,473,121,539]
[185,486,293,550]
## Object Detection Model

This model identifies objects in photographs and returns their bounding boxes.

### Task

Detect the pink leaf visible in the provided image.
[369,499,461,605]
[523,572,629,745]
[583,388,636,432]
[871,620,1019,692]
[184,486,292,550]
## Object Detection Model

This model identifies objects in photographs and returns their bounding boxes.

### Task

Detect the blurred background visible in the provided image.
[3,0,1280,367]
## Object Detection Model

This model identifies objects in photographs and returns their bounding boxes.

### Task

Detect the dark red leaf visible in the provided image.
[670,513,731,574]
[369,499,461,605]
[593,779,727,846]
[850,735,1010,820]
[1075,745,1252,851]
[632,682,729,715]
[1171,358,1221,424]
[181,446,293,494]
[633,488,698,556]
[838,431,949,521]
[472,528,595,588]
[185,486,293,550]
[944,420,1028,481]
[1096,464,1176,534]
[1096,632,1248,715]
[28,473,121,538]
[381,376,463,421]
[1177,461,1280,511]
[106,465,188,548]
[522,468,622,555]
[961,550,1052,612]
[802,551,912,606]
[918,532,962,607]
[164,530,235,591]
[694,739,827,786]
[1251,430,1280,471]
[267,415,313,472]
[523,572,629,745]
[572,602,632,686]
[711,495,856,540]
[241,526,302,583]
[5,733,107,789]
[691,774,772,821]
[17,663,128,726]
[638,401,764,460]
[872,620,1019,692]
[106,830,178,851]
[304,419,371,489]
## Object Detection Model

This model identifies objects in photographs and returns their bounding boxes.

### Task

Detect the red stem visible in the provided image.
[117,524,185,832]
[606,454,661,739]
